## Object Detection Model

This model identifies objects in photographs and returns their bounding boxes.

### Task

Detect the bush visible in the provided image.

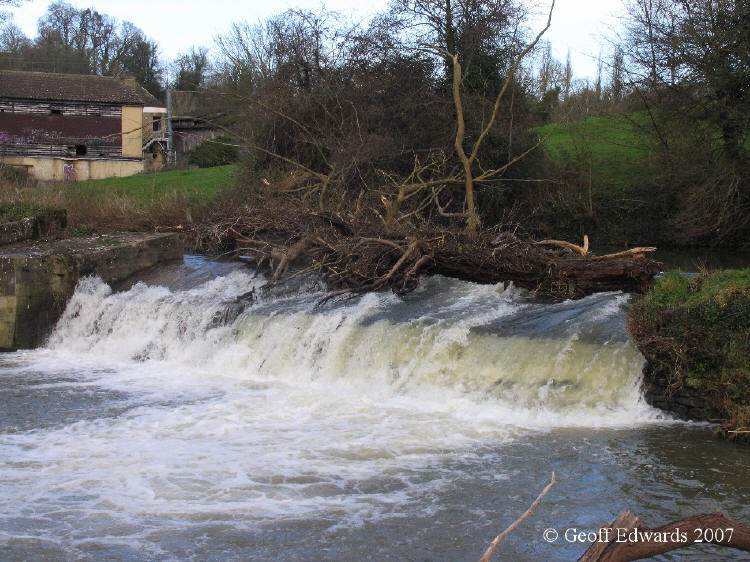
[187,136,239,168]
[629,269,750,441]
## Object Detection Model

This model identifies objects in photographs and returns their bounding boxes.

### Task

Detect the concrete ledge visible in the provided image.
[0,232,182,350]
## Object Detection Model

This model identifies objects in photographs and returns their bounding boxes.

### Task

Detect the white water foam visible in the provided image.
[0,271,670,552]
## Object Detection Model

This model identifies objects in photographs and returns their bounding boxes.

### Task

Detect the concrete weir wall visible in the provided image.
[0,233,182,351]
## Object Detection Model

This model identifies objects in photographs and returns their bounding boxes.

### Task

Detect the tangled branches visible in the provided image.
[191,196,662,305]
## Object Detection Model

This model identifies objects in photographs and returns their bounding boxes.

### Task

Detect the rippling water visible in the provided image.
[0,256,748,561]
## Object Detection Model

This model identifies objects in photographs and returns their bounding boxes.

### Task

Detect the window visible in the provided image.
[50,109,62,115]
[75,145,87,156]
[152,115,162,132]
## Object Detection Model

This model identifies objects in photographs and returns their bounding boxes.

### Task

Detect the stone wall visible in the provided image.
[0,155,144,181]
[0,233,182,350]
[0,217,38,246]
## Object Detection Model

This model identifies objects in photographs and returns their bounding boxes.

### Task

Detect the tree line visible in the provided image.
[1,0,747,245]
[0,0,218,100]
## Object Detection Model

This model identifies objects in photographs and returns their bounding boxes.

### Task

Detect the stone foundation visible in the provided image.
[0,217,39,246]
[0,232,182,350]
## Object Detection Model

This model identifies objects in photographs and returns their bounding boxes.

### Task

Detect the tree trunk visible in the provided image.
[579,510,750,561]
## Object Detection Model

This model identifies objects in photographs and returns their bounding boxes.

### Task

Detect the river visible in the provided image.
[1,256,748,561]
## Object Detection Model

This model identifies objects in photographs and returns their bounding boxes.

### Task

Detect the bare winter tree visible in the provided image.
[390,0,527,93]
[421,0,554,234]
[0,0,27,25]
[172,46,210,91]
[623,0,750,164]
[2,0,163,82]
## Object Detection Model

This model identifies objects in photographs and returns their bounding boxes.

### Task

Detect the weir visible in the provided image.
[3,258,748,561]
[0,232,182,350]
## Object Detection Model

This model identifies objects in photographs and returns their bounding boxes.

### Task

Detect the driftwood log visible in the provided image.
[192,203,662,302]
[579,510,750,561]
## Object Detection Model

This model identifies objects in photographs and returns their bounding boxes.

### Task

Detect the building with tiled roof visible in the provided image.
[0,71,167,181]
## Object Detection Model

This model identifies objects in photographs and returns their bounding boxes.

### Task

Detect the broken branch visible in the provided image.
[479,472,556,562]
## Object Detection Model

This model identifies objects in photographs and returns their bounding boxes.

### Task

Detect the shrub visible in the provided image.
[629,269,750,441]
[187,136,239,168]
[0,163,30,185]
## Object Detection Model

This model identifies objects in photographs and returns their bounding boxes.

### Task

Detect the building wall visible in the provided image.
[121,105,143,158]
[173,127,218,156]
[142,108,167,144]
[0,98,122,158]
[1,156,143,181]
[142,107,168,173]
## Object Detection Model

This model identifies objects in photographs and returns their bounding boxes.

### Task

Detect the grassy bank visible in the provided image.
[628,269,750,441]
[539,113,655,191]
[0,165,238,233]
[530,114,677,246]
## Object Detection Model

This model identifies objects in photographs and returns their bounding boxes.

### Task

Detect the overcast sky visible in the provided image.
[6,0,627,80]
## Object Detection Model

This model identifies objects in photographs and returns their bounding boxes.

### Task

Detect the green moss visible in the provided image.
[629,268,750,442]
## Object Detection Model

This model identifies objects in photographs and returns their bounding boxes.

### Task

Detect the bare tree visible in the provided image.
[0,21,30,53]
[390,0,527,93]
[421,0,554,234]
[623,0,750,164]
[172,46,210,91]
[8,1,163,81]
[609,45,625,103]
[619,0,750,244]
[0,0,27,25]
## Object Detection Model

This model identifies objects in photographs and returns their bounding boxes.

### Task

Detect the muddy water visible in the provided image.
[0,256,748,561]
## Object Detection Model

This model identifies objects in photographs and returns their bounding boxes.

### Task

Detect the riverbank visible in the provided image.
[0,165,238,233]
[628,269,750,442]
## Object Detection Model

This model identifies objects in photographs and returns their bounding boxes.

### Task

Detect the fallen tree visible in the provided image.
[192,199,662,303]
[579,510,750,561]
[184,1,665,301]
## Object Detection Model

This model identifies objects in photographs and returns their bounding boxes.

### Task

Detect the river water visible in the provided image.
[1,256,748,561]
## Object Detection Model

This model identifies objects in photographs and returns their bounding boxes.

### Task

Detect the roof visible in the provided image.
[0,71,144,105]
[138,85,164,108]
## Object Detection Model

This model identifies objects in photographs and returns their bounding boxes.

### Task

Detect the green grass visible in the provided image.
[539,113,656,191]
[630,269,750,440]
[43,164,239,206]
[647,269,750,308]
[1,165,239,232]
[0,201,53,222]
